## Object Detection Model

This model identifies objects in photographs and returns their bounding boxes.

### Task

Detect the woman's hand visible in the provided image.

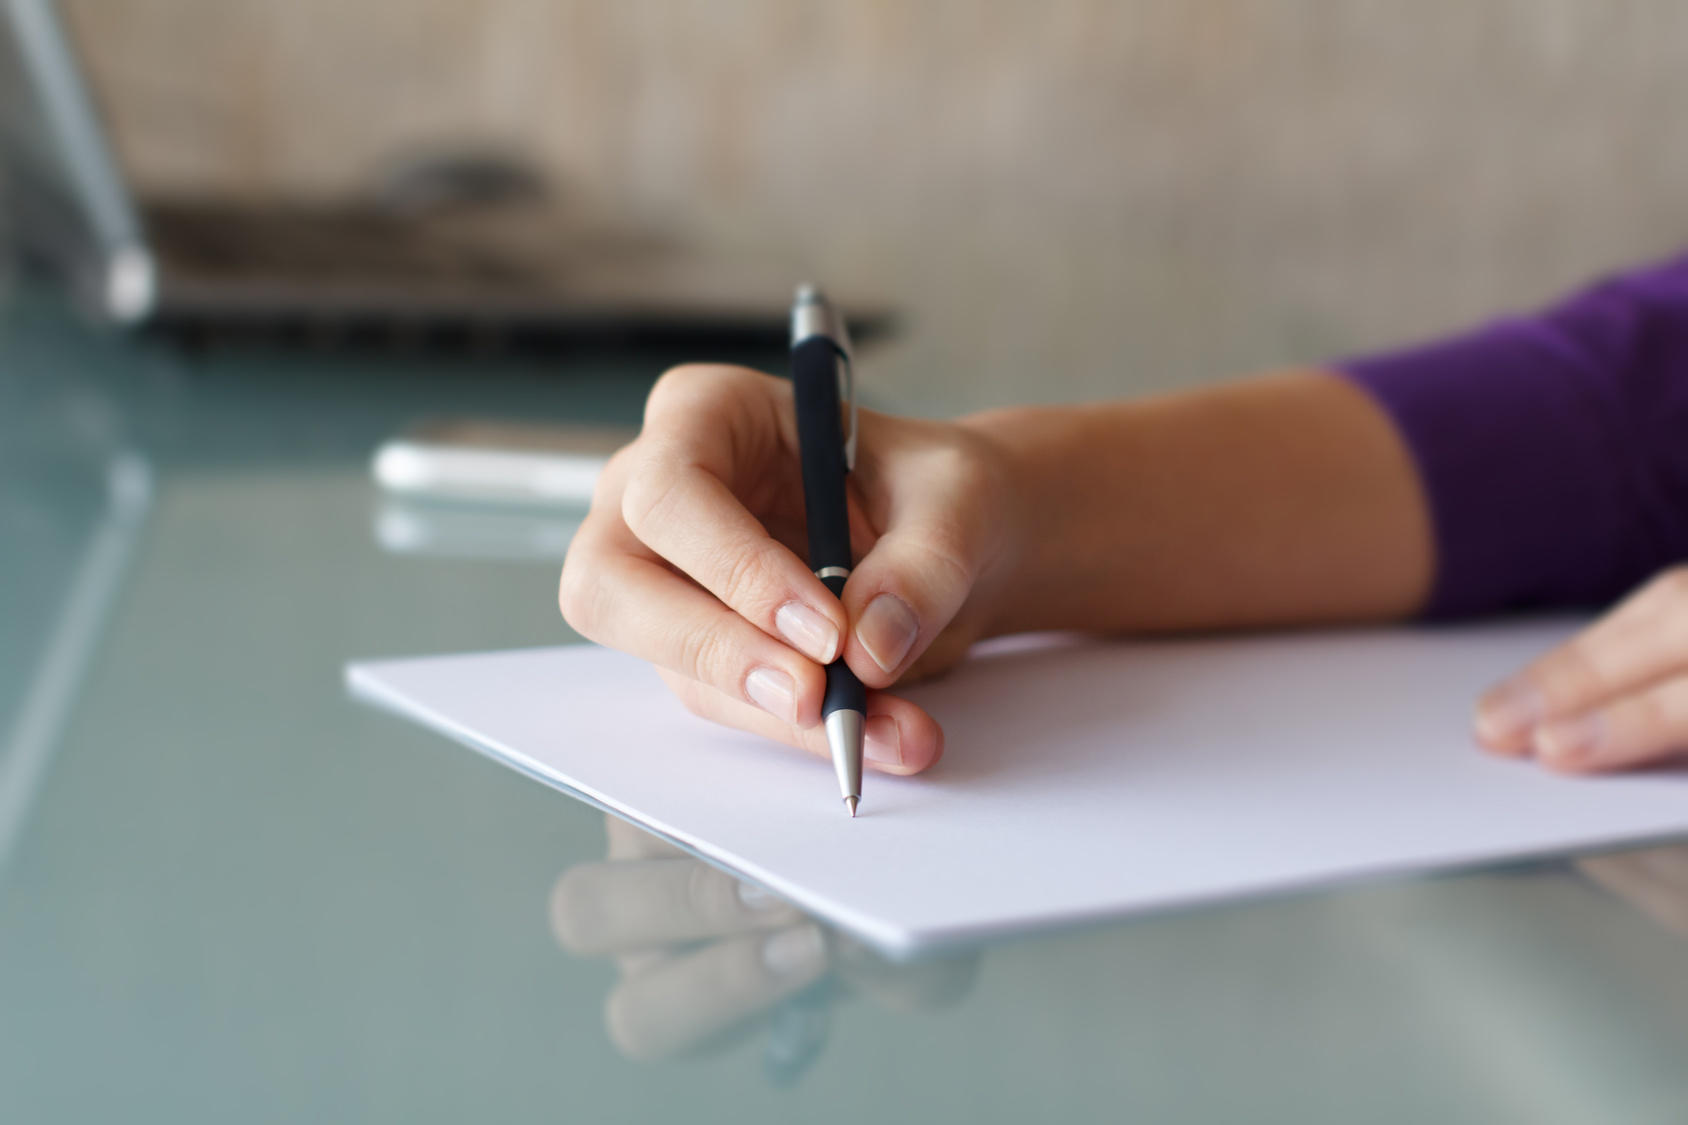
[1476,567,1688,772]
[562,366,1433,772]
[559,364,1020,776]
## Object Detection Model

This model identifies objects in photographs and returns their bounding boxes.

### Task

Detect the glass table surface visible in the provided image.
[4,289,1688,1124]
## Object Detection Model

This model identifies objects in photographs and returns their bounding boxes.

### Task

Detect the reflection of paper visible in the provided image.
[348,622,1688,957]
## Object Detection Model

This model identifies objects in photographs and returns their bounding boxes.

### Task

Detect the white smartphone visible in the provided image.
[372,418,636,508]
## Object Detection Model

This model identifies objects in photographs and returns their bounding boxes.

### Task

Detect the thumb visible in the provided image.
[841,503,1001,688]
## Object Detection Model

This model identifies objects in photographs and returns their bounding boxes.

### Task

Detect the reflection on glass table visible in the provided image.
[1580,843,1688,940]
[369,416,625,561]
[0,452,151,882]
[373,496,584,561]
[550,814,977,1083]
[0,346,155,888]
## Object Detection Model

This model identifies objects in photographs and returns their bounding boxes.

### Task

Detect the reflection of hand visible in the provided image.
[1578,844,1688,939]
[550,816,977,1070]
[1476,569,1688,772]
[559,364,1019,774]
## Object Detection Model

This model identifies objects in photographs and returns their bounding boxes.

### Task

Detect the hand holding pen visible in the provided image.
[559,313,1021,787]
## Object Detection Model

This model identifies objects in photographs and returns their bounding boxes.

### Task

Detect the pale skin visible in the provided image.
[560,363,1688,778]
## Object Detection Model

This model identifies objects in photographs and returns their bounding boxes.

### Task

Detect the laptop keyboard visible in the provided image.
[144,201,543,290]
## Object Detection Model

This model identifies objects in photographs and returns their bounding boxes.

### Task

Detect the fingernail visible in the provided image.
[776,601,840,664]
[736,881,785,913]
[864,714,903,766]
[856,594,919,674]
[1475,679,1547,744]
[745,666,798,724]
[761,923,827,977]
[1534,713,1607,768]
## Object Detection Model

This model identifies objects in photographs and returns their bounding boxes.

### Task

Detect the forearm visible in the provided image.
[962,370,1432,637]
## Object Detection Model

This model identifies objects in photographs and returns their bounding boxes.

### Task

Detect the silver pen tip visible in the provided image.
[844,795,859,818]
[794,283,821,305]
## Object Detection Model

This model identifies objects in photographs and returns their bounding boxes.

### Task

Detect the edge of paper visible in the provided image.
[344,648,1688,961]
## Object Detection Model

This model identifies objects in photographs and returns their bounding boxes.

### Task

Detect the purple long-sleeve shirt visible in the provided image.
[1340,252,1688,619]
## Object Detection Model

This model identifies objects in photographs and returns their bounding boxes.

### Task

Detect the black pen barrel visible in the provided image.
[823,658,867,719]
[791,335,854,573]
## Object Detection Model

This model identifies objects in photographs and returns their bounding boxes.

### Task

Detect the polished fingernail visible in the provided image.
[761,923,827,977]
[1475,679,1547,744]
[864,714,903,766]
[1534,713,1607,767]
[776,601,840,664]
[856,594,919,674]
[737,881,785,913]
[745,666,798,724]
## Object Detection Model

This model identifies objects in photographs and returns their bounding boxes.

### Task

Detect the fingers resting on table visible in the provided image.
[1476,567,1688,772]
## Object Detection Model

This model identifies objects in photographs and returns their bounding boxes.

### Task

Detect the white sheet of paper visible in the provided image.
[347,622,1688,956]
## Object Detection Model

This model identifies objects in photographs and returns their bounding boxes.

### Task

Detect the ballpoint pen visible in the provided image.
[790,285,867,817]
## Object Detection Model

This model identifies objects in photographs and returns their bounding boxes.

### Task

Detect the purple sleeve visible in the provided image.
[1339,252,1688,619]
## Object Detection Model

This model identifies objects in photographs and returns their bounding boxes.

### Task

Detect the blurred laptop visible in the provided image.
[0,0,878,349]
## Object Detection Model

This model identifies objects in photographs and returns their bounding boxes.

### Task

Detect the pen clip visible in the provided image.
[838,350,857,473]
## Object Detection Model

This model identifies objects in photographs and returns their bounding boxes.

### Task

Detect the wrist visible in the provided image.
[955,404,1095,638]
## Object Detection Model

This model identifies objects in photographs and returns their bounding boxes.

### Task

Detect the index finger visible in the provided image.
[622,365,850,666]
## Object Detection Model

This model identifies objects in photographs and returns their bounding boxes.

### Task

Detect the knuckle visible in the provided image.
[557,567,580,624]
[590,444,639,508]
[937,442,993,493]
[645,363,761,424]
[1654,682,1688,735]
[620,462,682,539]
[1534,630,1607,696]
[674,615,734,689]
[557,563,604,638]
[1625,691,1673,743]
[716,542,777,611]
[911,520,978,592]
[645,364,708,416]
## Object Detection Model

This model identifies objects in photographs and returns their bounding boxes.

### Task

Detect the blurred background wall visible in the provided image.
[59,0,1688,414]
